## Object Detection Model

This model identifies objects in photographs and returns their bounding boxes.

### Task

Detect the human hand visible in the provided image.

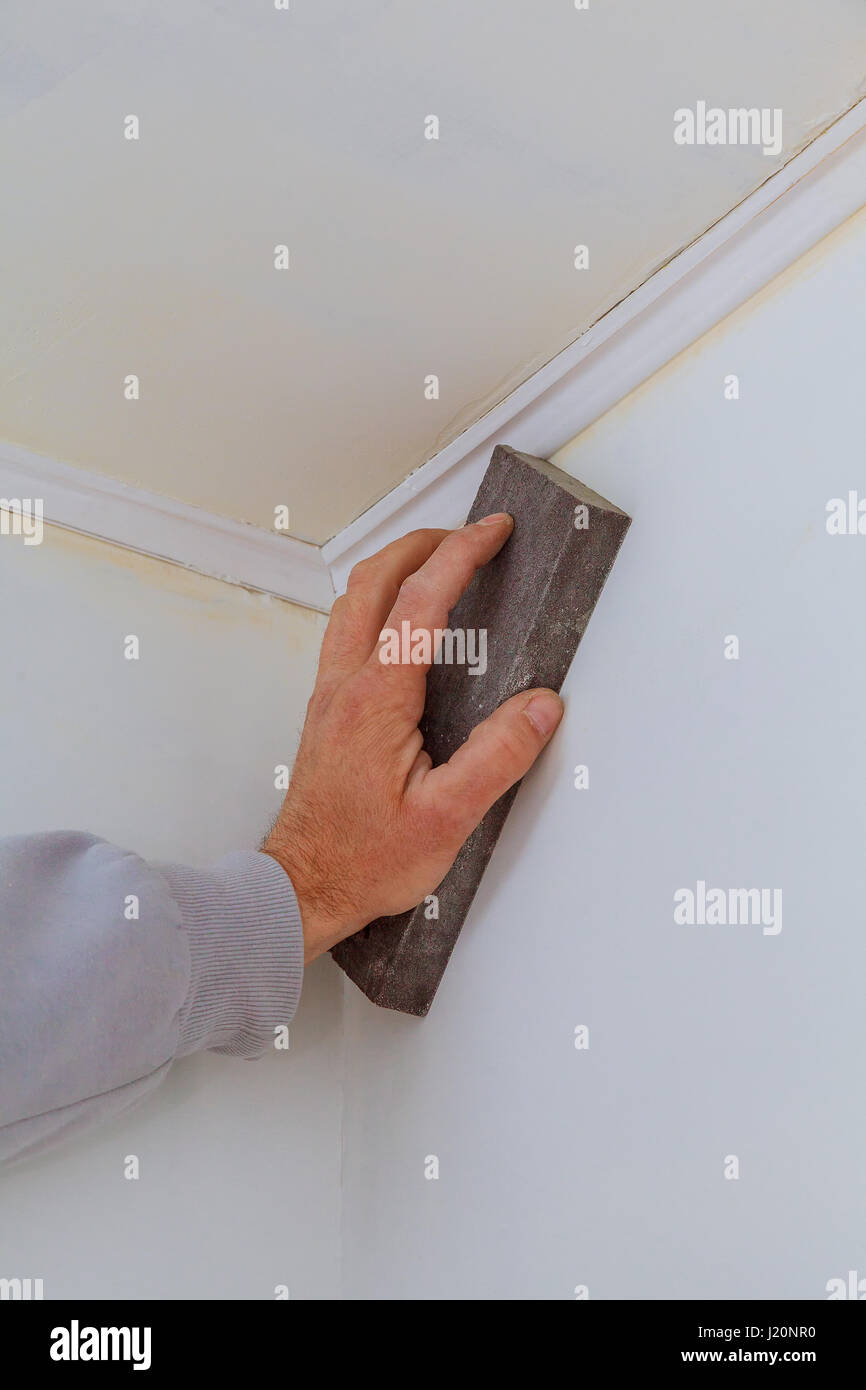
[263,516,564,963]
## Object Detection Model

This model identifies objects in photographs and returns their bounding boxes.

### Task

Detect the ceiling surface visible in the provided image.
[2,0,866,542]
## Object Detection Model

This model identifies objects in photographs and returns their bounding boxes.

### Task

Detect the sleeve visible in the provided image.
[0,832,304,1166]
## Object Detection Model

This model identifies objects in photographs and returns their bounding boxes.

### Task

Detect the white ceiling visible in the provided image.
[2,0,866,543]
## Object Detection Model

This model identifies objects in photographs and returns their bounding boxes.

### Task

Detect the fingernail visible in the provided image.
[476,512,513,527]
[523,690,563,738]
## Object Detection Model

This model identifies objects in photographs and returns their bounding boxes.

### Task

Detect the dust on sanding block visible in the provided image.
[331,444,631,1015]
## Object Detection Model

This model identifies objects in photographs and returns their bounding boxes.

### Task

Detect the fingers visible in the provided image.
[417,687,564,840]
[371,513,514,696]
[315,528,449,694]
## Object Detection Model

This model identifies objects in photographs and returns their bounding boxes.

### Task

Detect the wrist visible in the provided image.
[261,836,351,964]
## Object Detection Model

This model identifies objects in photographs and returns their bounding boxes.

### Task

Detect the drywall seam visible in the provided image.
[322,94,866,592]
[0,441,334,613]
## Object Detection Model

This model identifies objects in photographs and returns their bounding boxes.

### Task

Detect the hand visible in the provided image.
[263,515,564,963]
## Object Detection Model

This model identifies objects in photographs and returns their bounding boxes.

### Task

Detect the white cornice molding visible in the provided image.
[323,96,866,593]
[0,442,334,613]
[4,98,865,611]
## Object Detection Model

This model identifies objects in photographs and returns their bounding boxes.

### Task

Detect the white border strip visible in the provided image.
[0,442,334,612]
[323,97,866,592]
[4,98,865,610]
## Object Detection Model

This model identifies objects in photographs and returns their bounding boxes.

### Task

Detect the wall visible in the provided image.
[0,527,340,1299]
[338,206,866,1298]
[5,205,866,1302]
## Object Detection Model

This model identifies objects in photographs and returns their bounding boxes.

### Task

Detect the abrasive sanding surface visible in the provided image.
[332,444,631,1014]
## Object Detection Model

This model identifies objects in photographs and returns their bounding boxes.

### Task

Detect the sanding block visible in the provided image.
[332,444,631,1014]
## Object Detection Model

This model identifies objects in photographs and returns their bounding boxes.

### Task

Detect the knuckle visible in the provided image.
[493,720,532,767]
[319,683,362,744]
[444,524,474,554]
[405,526,447,551]
[397,573,428,608]
[346,556,377,592]
[306,683,333,718]
[328,594,350,624]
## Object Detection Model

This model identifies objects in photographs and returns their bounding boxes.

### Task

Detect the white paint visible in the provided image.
[337,206,866,1298]
[5,209,866,1297]
[324,96,866,589]
[2,0,866,540]
[0,526,339,1299]
[13,94,866,613]
[0,441,333,612]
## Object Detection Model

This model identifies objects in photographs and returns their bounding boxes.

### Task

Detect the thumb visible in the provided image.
[420,688,563,840]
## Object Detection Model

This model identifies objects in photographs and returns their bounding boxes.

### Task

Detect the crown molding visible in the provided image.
[323,96,866,593]
[4,97,865,612]
[0,442,334,612]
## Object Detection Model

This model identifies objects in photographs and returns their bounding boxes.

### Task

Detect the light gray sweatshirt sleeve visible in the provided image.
[0,832,304,1166]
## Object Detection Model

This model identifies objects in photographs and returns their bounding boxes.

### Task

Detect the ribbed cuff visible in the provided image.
[161,851,304,1059]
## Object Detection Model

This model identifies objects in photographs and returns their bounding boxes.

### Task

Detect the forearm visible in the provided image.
[0,832,303,1165]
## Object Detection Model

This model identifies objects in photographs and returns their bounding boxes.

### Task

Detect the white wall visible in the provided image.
[338,207,866,1299]
[0,527,341,1299]
[5,205,866,1301]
